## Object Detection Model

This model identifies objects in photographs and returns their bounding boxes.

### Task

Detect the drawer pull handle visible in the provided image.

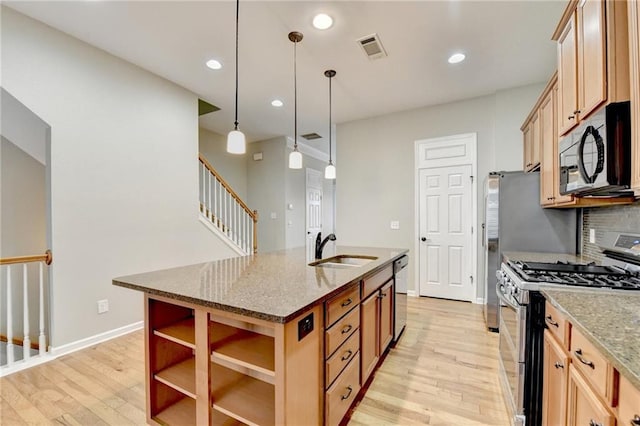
[341,385,353,401]
[631,415,640,425]
[341,298,353,308]
[568,115,575,120]
[341,324,353,335]
[574,349,595,369]
[341,349,353,361]
[589,420,603,426]
[545,315,559,328]
[554,362,564,369]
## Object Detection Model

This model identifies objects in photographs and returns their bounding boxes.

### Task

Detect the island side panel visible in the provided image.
[275,305,323,425]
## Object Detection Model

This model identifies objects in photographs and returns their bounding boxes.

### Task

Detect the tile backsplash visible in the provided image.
[582,200,640,262]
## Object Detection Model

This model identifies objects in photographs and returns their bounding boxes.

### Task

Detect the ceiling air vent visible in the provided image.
[301,132,322,140]
[357,33,387,60]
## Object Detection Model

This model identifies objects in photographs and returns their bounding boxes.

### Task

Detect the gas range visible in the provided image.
[508,259,640,289]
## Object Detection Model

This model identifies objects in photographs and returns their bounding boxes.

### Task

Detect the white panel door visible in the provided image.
[419,164,473,301]
[306,168,323,261]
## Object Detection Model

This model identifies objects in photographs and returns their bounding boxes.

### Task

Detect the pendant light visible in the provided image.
[227,0,246,154]
[288,31,303,169]
[324,69,336,179]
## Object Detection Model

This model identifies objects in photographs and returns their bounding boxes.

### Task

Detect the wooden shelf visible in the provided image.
[154,317,195,349]
[153,397,196,426]
[212,410,246,426]
[211,363,275,426]
[154,357,196,399]
[210,322,275,377]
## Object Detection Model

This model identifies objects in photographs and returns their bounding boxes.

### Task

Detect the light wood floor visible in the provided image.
[0,297,509,425]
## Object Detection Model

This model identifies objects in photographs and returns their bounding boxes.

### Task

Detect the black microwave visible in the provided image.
[559,101,632,196]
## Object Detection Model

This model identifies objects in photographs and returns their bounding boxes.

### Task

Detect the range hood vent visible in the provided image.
[357,33,387,60]
[301,132,322,140]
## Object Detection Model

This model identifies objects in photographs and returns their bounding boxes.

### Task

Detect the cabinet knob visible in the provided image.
[631,415,640,426]
[573,109,581,114]
[421,237,427,242]
[554,362,564,369]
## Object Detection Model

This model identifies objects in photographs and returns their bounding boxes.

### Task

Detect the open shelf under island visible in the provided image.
[113,246,408,426]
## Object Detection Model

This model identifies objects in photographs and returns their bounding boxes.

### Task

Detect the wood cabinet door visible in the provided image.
[378,281,394,354]
[630,0,640,193]
[523,122,533,171]
[542,330,569,426]
[577,0,606,119]
[360,293,379,385]
[567,365,614,426]
[531,112,541,171]
[558,14,579,136]
[540,89,556,206]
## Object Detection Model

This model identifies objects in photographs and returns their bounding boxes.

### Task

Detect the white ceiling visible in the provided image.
[5,1,565,153]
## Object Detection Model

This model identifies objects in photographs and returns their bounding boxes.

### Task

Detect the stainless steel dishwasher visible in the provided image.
[393,255,408,342]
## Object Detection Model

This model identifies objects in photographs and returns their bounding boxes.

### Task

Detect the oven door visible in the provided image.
[496,282,526,425]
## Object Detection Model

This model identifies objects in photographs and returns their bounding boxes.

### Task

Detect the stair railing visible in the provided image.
[0,250,52,367]
[198,155,258,254]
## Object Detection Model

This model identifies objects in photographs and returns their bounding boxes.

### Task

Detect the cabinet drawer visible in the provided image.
[570,327,610,400]
[545,301,568,348]
[567,364,614,426]
[362,265,393,299]
[325,307,359,358]
[325,353,361,426]
[326,285,360,327]
[326,329,359,388]
[618,373,640,426]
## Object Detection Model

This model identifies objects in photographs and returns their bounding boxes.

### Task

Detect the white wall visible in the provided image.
[247,137,287,253]
[199,128,248,201]
[1,7,236,348]
[336,84,544,299]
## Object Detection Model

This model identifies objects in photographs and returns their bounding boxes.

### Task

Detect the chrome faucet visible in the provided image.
[315,232,336,259]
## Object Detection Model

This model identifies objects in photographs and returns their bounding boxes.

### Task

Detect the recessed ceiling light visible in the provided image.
[448,53,466,64]
[206,59,222,70]
[313,13,333,30]
[271,99,284,107]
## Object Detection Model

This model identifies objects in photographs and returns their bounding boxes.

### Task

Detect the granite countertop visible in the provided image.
[542,288,640,390]
[113,246,408,323]
[502,251,598,265]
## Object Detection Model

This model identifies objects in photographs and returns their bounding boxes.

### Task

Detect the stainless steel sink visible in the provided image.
[309,255,378,268]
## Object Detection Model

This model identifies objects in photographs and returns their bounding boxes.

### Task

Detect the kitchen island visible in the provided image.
[113,246,407,426]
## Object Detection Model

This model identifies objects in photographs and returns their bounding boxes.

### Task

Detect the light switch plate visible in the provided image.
[270,212,277,219]
[390,220,400,230]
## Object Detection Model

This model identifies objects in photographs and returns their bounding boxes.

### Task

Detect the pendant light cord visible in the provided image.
[294,40,298,150]
[328,74,332,164]
[234,0,239,130]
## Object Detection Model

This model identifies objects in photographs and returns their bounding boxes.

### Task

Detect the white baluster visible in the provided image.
[39,262,46,355]
[7,266,14,364]
[206,171,212,221]
[23,264,31,360]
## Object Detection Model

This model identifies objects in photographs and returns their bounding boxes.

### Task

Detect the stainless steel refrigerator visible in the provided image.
[483,171,578,331]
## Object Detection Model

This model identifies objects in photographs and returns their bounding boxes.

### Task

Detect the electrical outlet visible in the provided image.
[390,220,400,230]
[589,229,596,244]
[97,299,109,314]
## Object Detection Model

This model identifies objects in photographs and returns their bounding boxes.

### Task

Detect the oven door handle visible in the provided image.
[496,285,520,311]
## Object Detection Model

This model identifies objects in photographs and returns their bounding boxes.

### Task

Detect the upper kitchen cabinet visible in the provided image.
[553,0,630,137]
[629,0,640,194]
[540,74,572,206]
[522,111,541,172]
